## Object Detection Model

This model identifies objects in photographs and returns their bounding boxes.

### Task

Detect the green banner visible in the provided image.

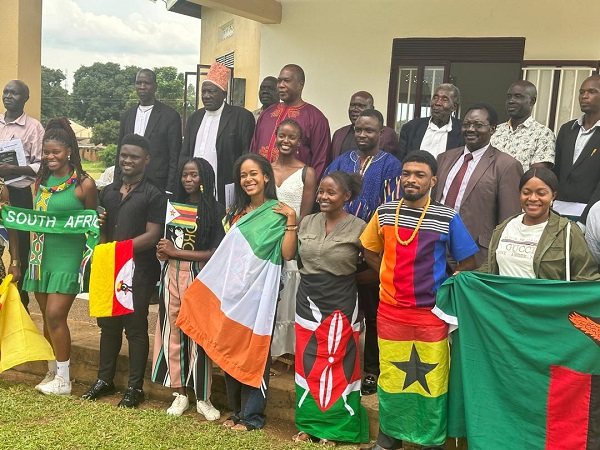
[1,205,100,289]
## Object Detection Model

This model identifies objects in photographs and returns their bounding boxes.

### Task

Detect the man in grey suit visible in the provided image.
[115,69,182,194]
[434,103,523,266]
[554,75,600,223]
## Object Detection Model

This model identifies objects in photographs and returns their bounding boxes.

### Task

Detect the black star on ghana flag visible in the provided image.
[391,344,438,394]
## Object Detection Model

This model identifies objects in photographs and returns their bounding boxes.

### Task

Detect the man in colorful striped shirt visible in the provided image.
[360,150,478,449]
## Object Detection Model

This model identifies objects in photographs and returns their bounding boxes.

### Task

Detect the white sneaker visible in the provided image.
[197,399,220,421]
[38,375,71,395]
[166,393,189,416]
[35,371,56,392]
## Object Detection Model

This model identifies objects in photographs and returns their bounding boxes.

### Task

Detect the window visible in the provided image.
[523,62,599,130]
[388,38,525,131]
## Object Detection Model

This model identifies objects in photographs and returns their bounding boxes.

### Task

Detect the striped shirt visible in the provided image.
[361,199,478,321]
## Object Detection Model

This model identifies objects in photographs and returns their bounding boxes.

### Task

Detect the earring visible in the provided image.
[199,185,204,193]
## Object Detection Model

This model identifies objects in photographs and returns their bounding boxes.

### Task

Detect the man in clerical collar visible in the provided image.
[0,79,44,309]
[115,68,182,194]
[398,84,464,161]
[180,61,255,205]
[491,80,555,171]
[252,76,278,122]
[330,91,399,161]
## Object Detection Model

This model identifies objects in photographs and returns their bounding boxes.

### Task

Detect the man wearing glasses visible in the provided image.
[434,104,523,266]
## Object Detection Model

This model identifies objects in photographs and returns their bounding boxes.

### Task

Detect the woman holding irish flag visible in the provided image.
[25,118,98,396]
[177,153,297,432]
[151,157,225,419]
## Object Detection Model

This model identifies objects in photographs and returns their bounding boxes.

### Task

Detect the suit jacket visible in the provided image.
[116,100,182,193]
[434,145,524,266]
[330,124,399,160]
[553,119,600,222]
[398,116,464,161]
[180,103,255,202]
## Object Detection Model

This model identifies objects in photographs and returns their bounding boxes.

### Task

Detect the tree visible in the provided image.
[91,119,120,146]
[71,62,140,127]
[41,66,71,125]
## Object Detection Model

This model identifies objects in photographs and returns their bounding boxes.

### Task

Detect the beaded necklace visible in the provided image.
[393,196,431,246]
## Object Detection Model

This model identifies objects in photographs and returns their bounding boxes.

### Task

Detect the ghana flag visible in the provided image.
[377,311,449,446]
[176,200,285,388]
[434,272,600,450]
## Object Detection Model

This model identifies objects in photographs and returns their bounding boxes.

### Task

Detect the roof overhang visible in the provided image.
[166,0,202,19]
[167,0,281,24]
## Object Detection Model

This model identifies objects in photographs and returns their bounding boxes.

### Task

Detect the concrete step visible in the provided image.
[12,311,382,439]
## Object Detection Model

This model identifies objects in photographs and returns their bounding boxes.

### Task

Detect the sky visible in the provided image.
[42,0,201,91]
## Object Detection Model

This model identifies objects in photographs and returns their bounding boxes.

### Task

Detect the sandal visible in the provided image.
[231,422,257,432]
[270,355,294,376]
[292,431,314,443]
[319,439,336,446]
[222,416,238,428]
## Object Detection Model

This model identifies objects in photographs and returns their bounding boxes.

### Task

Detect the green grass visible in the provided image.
[81,160,107,181]
[0,381,319,450]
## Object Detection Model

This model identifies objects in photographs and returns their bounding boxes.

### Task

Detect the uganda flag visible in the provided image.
[434,272,600,450]
[377,311,449,446]
[176,200,285,388]
[89,240,134,317]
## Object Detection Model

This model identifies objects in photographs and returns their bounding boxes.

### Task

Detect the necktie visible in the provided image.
[444,153,474,209]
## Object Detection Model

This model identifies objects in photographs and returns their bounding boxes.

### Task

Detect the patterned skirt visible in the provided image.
[151,259,213,400]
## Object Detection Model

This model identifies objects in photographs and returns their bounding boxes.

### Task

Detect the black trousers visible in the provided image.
[357,282,380,376]
[96,281,153,389]
[376,428,444,450]
[7,186,32,309]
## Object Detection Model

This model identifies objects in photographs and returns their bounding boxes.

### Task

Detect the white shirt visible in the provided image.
[441,145,489,211]
[193,102,225,179]
[496,214,547,278]
[134,104,154,136]
[420,118,452,158]
[585,201,600,264]
[573,115,600,164]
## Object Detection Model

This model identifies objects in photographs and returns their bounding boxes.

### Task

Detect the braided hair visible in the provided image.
[174,158,218,250]
[37,117,88,189]
[276,118,303,141]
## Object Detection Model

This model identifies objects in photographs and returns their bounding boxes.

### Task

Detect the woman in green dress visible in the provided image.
[24,118,98,395]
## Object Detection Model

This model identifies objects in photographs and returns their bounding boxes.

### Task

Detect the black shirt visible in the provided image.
[99,177,166,284]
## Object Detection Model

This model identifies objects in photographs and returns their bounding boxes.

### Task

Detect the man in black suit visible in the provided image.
[554,75,600,223]
[398,83,464,161]
[115,69,182,194]
[180,62,255,204]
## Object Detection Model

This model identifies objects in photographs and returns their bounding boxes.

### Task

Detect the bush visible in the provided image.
[98,144,117,168]
[91,119,120,146]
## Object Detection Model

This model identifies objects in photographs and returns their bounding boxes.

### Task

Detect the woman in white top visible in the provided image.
[480,167,599,281]
[270,119,317,373]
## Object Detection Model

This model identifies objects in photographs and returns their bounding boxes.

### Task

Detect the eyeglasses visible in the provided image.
[461,121,491,130]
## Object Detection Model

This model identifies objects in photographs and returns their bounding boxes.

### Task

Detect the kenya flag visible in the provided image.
[434,272,600,450]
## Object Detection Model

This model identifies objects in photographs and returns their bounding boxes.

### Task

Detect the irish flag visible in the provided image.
[89,239,135,317]
[177,200,286,388]
[434,272,600,449]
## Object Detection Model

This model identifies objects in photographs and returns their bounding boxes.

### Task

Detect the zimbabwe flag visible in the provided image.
[434,272,600,449]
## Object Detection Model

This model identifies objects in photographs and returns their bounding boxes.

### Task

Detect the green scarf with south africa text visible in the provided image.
[1,205,100,290]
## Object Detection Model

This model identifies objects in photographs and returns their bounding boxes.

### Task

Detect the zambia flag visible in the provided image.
[434,272,600,450]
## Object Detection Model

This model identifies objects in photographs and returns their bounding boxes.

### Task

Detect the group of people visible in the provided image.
[2,60,600,448]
